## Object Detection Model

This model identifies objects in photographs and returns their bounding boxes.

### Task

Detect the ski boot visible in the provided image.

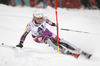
[61,48,80,58]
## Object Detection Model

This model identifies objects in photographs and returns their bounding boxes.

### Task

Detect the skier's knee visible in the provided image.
[45,38,57,49]
[59,39,76,50]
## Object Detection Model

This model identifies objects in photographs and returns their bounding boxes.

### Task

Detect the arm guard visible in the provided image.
[45,17,56,26]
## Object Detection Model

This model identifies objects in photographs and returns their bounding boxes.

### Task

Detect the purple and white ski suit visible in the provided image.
[20,17,56,43]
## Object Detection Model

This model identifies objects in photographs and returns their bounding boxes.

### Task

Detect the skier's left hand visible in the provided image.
[52,23,57,27]
[16,41,23,48]
[53,24,57,27]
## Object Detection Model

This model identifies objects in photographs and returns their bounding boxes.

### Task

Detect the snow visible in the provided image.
[0,4,100,66]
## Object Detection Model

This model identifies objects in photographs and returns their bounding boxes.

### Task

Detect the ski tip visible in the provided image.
[87,54,92,59]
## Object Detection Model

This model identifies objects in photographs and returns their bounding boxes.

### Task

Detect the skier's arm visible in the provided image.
[20,26,30,42]
[45,17,56,26]
[16,24,30,48]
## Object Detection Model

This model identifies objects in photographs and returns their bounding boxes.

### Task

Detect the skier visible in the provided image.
[16,9,91,59]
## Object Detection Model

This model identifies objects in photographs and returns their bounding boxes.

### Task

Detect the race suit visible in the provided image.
[20,17,56,43]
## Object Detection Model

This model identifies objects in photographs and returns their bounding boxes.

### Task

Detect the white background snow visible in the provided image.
[0,4,100,66]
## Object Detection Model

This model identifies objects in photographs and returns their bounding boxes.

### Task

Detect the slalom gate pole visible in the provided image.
[55,0,59,53]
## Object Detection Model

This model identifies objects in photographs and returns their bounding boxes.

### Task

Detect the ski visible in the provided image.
[81,51,92,59]
[86,54,92,59]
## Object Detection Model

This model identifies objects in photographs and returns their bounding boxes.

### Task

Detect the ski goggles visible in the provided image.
[36,17,43,20]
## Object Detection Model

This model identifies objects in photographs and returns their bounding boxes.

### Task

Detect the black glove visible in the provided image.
[16,41,23,48]
[52,23,57,27]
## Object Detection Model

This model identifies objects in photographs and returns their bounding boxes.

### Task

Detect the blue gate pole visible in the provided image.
[60,0,62,8]
[34,0,37,7]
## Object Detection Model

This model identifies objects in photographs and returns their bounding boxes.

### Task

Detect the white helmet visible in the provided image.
[33,9,43,18]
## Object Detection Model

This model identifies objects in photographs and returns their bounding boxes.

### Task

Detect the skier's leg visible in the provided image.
[59,39,82,54]
[33,35,69,54]
[45,38,62,50]
[59,39,92,59]
[46,38,80,58]
[40,28,80,58]
[59,39,76,50]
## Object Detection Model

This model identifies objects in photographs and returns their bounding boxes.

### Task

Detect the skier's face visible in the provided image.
[36,17,43,24]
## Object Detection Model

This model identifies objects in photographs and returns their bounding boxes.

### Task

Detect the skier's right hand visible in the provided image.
[16,41,23,48]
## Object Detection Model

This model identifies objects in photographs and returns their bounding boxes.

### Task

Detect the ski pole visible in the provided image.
[61,28,90,34]
[61,28,100,35]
